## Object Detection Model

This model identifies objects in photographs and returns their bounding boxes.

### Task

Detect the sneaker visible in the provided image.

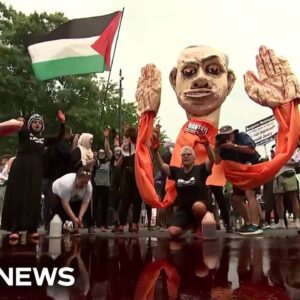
[88,227,96,234]
[271,223,286,230]
[111,225,119,233]
[262,223,272,230]
[115,226,124,234]
[239,224,263,235]
[99,226,107,232]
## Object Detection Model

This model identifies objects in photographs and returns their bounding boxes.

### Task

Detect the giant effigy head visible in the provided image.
[169,45,236,122]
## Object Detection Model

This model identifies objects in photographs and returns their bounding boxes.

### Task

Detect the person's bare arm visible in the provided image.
[195,133,215,169]
[154,151,171,176]
[214,147,222,164]
[7,157,15,173]
[220,142,256,154]
[204,142,215,170]
[104,128,113,160]
[286,159,298,167]
[78,201,90,223]
[71,133,80,151]
[61,199,80,225]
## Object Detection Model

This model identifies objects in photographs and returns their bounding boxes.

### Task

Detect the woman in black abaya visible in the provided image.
[2,111,65,240]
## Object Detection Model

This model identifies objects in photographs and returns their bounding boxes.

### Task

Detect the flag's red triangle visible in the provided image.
[91,12,122,70]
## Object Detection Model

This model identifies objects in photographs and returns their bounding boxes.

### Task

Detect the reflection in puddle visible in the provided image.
[0,234,298,299]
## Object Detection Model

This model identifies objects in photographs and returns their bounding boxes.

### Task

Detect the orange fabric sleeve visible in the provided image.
[134,259,180,300]
[222,101,300,189]
[135,112,163,208]
[136,100,299,208]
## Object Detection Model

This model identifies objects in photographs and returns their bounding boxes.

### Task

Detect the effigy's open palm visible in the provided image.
[244,46,300,107]
[136,64,161,115]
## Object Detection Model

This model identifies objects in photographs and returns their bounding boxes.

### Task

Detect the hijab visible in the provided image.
[77,133,94,165]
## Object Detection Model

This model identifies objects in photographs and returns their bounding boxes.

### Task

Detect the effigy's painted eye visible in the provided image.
[182,66,197,77]
[206,64,222,75]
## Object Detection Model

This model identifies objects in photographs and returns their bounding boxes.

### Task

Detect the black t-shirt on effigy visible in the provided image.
[168,163,211,209]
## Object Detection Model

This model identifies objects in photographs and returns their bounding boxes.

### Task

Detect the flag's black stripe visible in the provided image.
[27,11,119,46]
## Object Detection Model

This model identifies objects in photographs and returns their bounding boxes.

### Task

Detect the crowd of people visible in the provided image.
[0,42,298,244]
[0,108,299,242]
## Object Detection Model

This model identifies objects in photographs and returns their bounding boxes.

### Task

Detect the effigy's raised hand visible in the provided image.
[244,46,300,108]
[136,64,161,115]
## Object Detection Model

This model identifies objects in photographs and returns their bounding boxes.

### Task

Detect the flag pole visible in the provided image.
[99,8,125,128]
[119,68,123,144]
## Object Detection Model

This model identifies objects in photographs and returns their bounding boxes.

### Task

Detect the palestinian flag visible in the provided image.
[27,11,122,80]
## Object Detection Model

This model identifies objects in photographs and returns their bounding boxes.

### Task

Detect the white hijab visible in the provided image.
[77,133,94,165]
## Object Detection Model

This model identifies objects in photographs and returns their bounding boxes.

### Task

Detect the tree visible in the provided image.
[0,2,138,154]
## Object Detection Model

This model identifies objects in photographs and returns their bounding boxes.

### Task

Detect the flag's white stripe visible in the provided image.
[28,36,99,63]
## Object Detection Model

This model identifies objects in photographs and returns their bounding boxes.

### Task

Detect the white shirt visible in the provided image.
[0,164,9,185]
[52,173,92,203]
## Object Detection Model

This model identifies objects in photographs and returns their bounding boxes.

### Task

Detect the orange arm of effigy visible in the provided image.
[135,112,163,208]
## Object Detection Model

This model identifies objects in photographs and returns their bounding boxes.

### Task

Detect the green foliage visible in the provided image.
[0,2,138,154]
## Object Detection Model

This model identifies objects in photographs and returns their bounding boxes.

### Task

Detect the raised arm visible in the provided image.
[151,131,170,176]
[104,127,113,160]
[0,119,24,136]
[44,110,66,146]
[154,150,171,176]
[195,133,215,170]
[204,141,215,170]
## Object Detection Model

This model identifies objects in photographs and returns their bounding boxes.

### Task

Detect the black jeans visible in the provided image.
[42,178,54,227]
[210,185,231,227]
[50,193,81,223]
[91,185,110,227]
[119,177,142,226]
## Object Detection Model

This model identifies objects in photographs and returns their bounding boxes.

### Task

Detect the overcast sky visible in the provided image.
[3,0,300,155]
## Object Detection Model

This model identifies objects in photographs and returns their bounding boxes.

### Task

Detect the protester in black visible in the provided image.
[2,111,65,241]
[117,127,142,233]
[154,132,215,238]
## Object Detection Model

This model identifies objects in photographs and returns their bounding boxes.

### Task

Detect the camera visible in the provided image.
[215,134,229,147]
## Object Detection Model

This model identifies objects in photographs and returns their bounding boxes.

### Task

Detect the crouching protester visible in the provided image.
[50,166,92,234]
[153,132,215,239]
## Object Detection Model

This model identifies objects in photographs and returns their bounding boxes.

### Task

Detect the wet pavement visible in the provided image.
[0,229,299,299]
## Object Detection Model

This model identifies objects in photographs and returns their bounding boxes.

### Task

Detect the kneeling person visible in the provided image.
[51,166,92,232]
[154,133,215,238]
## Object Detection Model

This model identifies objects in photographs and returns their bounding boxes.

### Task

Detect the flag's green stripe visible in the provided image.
[32,55,106,80]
